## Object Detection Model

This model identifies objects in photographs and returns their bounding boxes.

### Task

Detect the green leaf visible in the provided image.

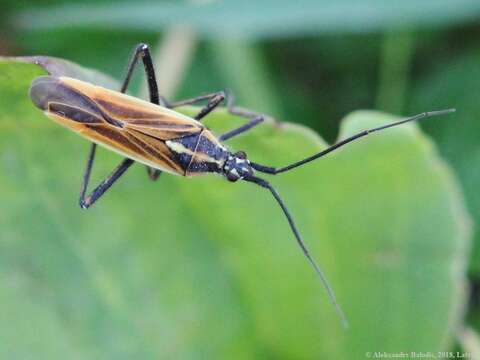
[0,58,471,358]
[12,0,480,38]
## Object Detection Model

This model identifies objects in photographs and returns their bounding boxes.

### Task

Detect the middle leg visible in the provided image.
[170,90,265,139]
[169,92,226,121]
[170,90,264,121]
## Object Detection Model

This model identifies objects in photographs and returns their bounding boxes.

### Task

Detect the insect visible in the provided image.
[29,43,455,327]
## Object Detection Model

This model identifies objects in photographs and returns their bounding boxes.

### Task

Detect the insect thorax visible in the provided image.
[165,130,229,176]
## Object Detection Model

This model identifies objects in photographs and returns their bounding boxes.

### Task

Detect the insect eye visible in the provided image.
[226,171,240,182]
[235,151,247,159]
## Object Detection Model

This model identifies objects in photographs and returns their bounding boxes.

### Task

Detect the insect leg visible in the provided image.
[170,90,263,120]
[224,90,266,120]
[250,109,456,175]
[168,92,224,109]
[79,143,97,205]
[172,90,269,140]
[146,167,162,181]
[243,175,348,327]
[79,146,134,209]
[122,43,165,180]
[219,115,264,141]
[121,43,167,106]
[169,91,226,120]
[217,92,266,140]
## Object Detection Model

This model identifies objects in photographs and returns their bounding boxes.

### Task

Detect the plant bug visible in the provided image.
[29,43,455,327]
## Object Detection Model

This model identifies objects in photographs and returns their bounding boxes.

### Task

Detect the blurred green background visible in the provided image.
[0,0,479,358]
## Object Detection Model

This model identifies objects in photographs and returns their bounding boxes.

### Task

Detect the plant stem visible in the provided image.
[375,31,415,114]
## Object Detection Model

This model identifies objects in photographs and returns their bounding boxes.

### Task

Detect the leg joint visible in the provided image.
[79,198,90,209]
[136,43,150,54]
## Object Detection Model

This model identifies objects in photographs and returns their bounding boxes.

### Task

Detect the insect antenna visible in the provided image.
[244,175,349,328]
[250,109,455,175]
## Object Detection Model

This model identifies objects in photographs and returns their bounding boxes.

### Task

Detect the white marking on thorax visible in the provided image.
[165,140,194,156]
[165,139,225,166]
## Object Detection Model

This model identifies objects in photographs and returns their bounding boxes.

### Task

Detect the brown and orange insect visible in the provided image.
[29,43,455,327]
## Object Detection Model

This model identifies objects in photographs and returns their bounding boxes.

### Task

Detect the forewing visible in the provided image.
[60,76,204,141]
[30,76,199,175]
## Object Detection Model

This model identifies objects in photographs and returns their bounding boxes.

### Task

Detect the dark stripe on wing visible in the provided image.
[30,76,124,127]
[30,76,103,120]
[49,102,103,124]
[85,125,145,155]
